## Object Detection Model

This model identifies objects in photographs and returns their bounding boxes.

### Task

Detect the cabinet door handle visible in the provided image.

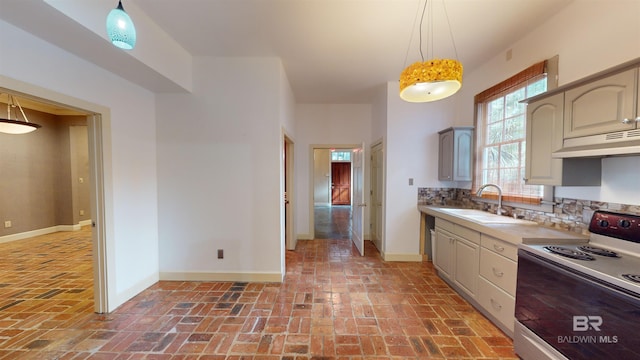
[493,244,505,252]
[635,117,640,122]
[492,267,504,277]
[490,298,502,311]
[622,118,633,124]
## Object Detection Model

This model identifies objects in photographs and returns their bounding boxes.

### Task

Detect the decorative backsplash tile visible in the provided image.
[418,187,640,234]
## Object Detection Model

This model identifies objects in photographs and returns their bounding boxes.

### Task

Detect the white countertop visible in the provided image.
[418,205,589,245]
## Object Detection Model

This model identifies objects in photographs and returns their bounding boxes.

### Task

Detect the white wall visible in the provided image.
[294,104,372,240]
[453,0,640,205]
[313,149,332,205]
[0,20,159,311]
[384,82,455,258]
[379,0,640,261]
[156,57,285,281]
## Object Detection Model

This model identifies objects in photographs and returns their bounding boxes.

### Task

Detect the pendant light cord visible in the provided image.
[418,0,428,62]
[402,0,460,67]
[442,0,459,60]
[402,0,423,68]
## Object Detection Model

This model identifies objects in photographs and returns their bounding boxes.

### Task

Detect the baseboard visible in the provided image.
[0,223,90,244]
[159,271,284,283]
[383,253,423,262]
[297,233,314,240]
[111,273,159,313]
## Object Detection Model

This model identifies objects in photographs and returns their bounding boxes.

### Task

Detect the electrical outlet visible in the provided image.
[4,221,11,228]
[217,249,224,259]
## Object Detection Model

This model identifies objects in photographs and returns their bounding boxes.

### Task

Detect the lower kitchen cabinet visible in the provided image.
[434,228,454,280]
[478,276,516,333]
[432,217,518,337]
[480,247,517,295]
[454,237,479,298]
[434,218,480,300]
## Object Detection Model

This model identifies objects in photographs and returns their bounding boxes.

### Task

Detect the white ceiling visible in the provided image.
[1,0,573,106]
[132,0,573,103]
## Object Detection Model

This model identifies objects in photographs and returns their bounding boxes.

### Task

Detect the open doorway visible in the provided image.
[0,84,108,313]
[283,134,295,251]
[370,141,384,253]
[311,145,359,241]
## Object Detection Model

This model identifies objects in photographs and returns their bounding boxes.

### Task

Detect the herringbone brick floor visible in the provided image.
[0,227,517,359]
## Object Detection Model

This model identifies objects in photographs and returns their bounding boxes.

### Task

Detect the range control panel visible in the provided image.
[589,210,640,243]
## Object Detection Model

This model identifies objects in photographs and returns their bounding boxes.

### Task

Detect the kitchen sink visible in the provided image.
[437,208,537,225]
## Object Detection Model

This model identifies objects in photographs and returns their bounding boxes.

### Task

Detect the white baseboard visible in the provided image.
[383,253,423,262]
[111,273,160,312]
[159,271,284,283]
[297,233,314,240]
[0,222,91,244]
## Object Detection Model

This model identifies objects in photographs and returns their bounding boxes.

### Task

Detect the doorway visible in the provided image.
[310,144,362,243]
[0,82,108,313]
[370,141,384,253]
[283,134,295,251]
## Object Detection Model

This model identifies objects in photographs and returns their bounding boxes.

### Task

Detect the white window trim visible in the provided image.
[473,56,559,213]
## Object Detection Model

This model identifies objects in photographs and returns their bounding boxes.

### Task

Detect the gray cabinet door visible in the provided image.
[438,130,454,181]
[453,129,473,181]
[564,68,637,138]
[434,229,454,279]
[438,127,473,181]
[525,93,564,185]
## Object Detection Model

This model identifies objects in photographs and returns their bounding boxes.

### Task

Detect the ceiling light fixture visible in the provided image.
[0,94,41,135]
[106,0,136,50]
[399,0,462,102]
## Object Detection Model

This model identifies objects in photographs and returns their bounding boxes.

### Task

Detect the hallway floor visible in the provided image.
[314,205,352,239]
[0,225,517,359]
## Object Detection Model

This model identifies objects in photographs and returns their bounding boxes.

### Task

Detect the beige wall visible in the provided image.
[0,105,89,237]
[313,149,331,205]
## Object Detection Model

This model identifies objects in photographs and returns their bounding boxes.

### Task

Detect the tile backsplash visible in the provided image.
[418,187,640,234]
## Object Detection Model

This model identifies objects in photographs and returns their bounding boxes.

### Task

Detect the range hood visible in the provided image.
[552,129,640,158]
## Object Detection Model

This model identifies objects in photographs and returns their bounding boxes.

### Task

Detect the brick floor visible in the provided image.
[0,227,517,359]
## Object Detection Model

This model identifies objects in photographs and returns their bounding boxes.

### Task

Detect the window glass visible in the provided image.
[331,151,351,162]
[476,76,547,201]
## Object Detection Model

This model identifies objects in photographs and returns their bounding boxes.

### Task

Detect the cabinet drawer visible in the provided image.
[481,234,518,261]
[478,277,515,334]
[435,218,455,233]
[454,224,480,244]
[480,247,517,295]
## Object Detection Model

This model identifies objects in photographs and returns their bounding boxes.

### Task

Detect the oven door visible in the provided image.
[515,249,640,360]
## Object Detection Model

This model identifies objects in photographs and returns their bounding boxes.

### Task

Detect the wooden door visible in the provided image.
[331,162,351,205]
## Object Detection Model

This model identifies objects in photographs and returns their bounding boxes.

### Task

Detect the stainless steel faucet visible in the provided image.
[476,183,504,215]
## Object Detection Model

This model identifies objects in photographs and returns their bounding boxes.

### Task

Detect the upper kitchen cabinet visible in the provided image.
[525,93,564,185]
[564,68,638,138]
[524,93,601,186]
[438,127,473,181]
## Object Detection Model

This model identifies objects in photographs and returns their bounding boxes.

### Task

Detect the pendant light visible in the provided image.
[106,0,136,50]
[0,95,41,135]
[399,0,463,103]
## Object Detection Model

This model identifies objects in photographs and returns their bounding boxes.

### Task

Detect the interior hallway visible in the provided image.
[0,221,517,358]
[314,205,352,240]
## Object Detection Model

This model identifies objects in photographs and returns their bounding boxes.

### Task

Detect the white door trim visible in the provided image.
[0,76,111,313]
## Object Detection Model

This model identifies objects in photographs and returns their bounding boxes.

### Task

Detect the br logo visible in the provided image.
[573,315,602,331]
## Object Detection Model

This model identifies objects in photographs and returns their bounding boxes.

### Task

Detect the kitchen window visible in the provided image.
[473,58,557,206]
